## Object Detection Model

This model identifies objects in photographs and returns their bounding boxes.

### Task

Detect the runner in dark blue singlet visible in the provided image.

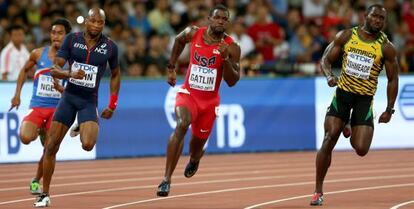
[34,8,121,207]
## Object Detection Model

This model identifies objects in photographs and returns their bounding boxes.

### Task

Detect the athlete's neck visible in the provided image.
[361,25,377,36]
[84,32,101,42]
[207,27,224,42]
[49,45,58,60]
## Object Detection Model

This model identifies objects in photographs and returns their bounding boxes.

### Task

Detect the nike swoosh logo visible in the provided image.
[195,44,201,48]
[200,129,209,133]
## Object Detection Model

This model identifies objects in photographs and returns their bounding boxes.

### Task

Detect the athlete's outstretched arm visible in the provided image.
[221,42,241,87]
[166,26,197,86]
[10,49,40,111]
[320,29,351,87]
[378,41,399,123]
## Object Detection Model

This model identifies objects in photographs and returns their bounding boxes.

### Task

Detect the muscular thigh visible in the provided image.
[326,88,353,123]
[350,125,374,151]
[192,102,218,140]
[175,93,198,123]
[23,108,46,129]
[350,95,374,127]
[53,93,77,127]
[77,100,98,124]
[21,107,54,139]
[79,121,99,146]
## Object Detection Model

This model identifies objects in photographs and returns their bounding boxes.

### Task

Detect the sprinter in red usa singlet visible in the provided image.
[157,4,241,197]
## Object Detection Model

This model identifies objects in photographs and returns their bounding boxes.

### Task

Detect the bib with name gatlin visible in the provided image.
[338,27,387,96]
[182,27,235,100]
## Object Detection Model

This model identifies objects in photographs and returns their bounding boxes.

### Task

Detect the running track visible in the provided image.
[0,150,413,209]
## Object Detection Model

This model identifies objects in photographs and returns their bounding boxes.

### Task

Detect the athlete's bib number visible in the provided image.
[36,74,62,98]
[345,52,374,80]
[69,61,98,88]
[188,64,217,91]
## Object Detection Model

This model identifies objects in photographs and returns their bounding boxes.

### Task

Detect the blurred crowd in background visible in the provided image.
[0,0,413,81]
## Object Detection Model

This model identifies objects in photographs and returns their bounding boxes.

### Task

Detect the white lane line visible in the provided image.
[3,158,413,184]
[0,160,312,182]
[2,165,414,193]
[0,162,314,192]
[0,161,310,183]
[244,183,414,209]
[101,174,414,209]
[0,175,294,205]
[390,200,414,209]
[0,159,297,179]
[2,172,414,206]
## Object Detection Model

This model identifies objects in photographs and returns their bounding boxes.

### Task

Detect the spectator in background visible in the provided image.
[230,17,254,58]
[247,5,283,63]
[284,7,301,40]
[1,24,29,81]
[403,0,414,72]
[308,22,327,62]
[148,0,174,35]
[383,0,400,39]
[288,24,313,63]
[128,1,151,37]
[241,50,264,77]
[267,0,288,27]
[393,22,410,72]
[32,13,52,46]
[303,0,328,21]
[122,34,147,77]
[144,32,168,77]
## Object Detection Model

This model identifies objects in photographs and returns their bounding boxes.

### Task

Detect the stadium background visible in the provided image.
[0,0,413,163]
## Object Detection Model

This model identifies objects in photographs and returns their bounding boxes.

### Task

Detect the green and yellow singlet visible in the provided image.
[338,27,387,96]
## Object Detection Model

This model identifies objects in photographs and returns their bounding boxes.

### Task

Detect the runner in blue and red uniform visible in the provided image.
[34,8,121,207]
[157,4,241,197]
[10,18,72,195]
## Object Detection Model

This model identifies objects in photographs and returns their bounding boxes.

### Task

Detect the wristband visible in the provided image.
[108,94,118,110]
[386,106,395,114]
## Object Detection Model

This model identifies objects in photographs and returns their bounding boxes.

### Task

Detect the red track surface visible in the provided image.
[0,150,413,209]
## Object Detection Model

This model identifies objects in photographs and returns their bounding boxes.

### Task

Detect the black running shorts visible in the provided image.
[326,87,374,127]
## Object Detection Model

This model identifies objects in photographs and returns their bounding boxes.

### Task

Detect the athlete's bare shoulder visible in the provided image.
[333,28,353,46]
[30,47,45,62]
[177,25,199,43]
[382,38,397,59]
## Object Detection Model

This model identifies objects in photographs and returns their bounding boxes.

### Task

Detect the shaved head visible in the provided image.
[88,8,106,20]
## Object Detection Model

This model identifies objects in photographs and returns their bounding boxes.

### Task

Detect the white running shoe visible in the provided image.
[69,123,80,137]
[34,193,51,207]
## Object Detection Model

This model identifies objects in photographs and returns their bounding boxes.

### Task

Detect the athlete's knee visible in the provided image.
[176,118,191,131]
[321,131,338,151]
[82,141,95,151]
[46,141,59,156]
[323,131,336,144]
[354,147,369,157]
[19,132,35,144]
